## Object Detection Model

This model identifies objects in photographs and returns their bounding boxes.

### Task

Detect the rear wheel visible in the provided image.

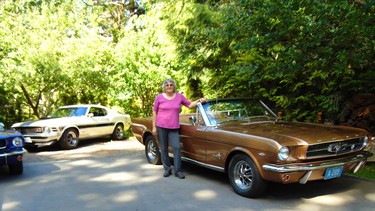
[145,135,161,165]
[112,124,125,140]
[228,154,267,198]
[59,129,79,150]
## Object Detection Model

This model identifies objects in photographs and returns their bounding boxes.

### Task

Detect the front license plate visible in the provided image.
[324,166,343,180]
[24,137,32,143]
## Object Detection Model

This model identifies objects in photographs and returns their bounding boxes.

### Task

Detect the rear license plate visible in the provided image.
[324,166,343,180]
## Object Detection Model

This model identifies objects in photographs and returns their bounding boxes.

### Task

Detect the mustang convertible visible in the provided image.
[131,98,373,198]
[12,104,131,150]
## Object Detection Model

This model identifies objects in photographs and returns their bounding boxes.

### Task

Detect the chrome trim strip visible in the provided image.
[262,152,372,173]
[168,152,225,172]
[182,157,225,172]
[0,149,27,158]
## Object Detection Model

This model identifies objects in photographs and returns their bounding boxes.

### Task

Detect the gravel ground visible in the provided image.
[23,136,145,163]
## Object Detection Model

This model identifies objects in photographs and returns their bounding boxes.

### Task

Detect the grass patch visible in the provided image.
[346,162,375,180]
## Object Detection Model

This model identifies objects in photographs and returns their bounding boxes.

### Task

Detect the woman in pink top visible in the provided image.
[152,78,206,179]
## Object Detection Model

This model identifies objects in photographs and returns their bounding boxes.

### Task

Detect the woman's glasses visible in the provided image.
[165,84,174,87]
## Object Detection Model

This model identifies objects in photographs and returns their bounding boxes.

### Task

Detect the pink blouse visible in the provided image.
[153,93,191,129]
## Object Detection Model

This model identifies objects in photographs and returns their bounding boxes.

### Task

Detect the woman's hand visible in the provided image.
[152,127,157,136]
[199,98,207,104]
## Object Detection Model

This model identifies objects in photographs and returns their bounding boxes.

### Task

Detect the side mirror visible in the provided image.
[88,113,94,118]
[189,116,196,126]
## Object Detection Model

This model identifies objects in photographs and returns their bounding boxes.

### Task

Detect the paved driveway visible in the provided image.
[1,138,375,211]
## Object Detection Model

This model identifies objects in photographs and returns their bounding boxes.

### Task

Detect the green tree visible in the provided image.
[157,0,224,100]
[112,2,177,117]
[1,0,374,127]
[0,0,116,119]
[204,0,375,122]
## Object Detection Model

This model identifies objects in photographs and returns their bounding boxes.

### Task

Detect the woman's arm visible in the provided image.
[188,98,207,108]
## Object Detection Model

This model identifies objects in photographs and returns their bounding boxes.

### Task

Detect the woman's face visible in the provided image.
[164,82,175,93]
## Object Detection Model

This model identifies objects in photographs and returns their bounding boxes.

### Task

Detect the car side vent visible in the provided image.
[306,138,364,158]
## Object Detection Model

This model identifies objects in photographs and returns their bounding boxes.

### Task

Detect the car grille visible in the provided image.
[16,127,58,134]
[306,138,365,158]
[0,138,6,149]
[18,127,42,134]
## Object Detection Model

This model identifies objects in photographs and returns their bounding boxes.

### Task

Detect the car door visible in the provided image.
[179,114,207,163]
[86,107,112,138]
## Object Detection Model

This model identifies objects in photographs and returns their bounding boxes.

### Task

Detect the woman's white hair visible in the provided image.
[162,78,177,91]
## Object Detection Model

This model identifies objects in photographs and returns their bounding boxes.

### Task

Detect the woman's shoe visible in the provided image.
[175,171,185,179]
[163,170,172,177]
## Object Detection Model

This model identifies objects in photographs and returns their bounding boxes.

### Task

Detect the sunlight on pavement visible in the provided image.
[2,201,19,210]
[140,175,160,183]
[141,164,161,170]
[193,190,217,200]
[86,164,161,184]
[302,192,355,206]
[79,193,102,201]
[12,180,34,187]
[89,172,137,182]
[70,159,107,168]
[295,203,321,210]
[112,190,138,203]
[365,193,375,202]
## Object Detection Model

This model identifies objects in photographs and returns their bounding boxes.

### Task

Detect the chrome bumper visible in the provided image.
[262,152,372,173]
[263,152,373,184]
[0,149,27,158]
[23,134,59,146]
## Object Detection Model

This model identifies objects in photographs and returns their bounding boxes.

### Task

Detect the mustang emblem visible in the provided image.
[328,143,343,153]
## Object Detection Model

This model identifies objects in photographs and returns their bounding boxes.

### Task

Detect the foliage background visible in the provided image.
[0,0,374,129]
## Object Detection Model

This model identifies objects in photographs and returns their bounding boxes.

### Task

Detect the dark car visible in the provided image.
[0,122,27,174]
[131,98,373,198]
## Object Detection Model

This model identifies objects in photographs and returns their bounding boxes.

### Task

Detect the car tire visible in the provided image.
[59,129,79,150]
[9,161,23,175]
[145,135,162,165]
[228,154,267,198]
[112,124,125,140]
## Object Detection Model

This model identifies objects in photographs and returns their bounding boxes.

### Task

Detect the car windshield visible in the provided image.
[49,107,88,118]
[202,98,277,125]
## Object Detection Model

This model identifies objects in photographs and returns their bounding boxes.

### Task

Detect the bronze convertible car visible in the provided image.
[131,98,373,197]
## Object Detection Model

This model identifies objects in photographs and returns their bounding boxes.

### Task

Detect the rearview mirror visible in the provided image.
[189,116,196,126]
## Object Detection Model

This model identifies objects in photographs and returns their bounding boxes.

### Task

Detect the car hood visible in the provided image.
[218,121,368,146]
[12,117,84,127]
[0,129,22,137]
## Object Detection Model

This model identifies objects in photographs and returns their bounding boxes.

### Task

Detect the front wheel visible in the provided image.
[145,135,161,165]
[59,129,79,150]
[228,154,267,198]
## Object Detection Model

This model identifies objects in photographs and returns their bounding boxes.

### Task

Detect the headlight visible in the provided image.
[362,136,374,151]
[12,137,24,147]
[43,126,51,133]
[361,136,370,149]
[277,146,290,161]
